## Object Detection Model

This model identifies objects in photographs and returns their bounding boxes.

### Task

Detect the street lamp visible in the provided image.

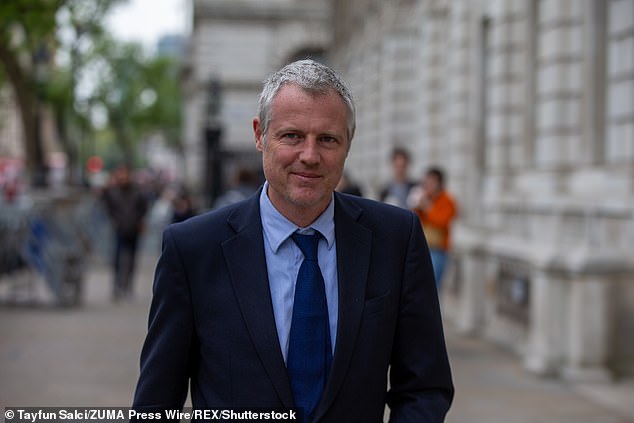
[32,44,50,187]
[204,78,223,207]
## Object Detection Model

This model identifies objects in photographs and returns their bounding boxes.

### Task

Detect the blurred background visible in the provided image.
[1,0,633,421]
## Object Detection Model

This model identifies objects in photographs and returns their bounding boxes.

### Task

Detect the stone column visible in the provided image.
[456,252,487,333]
[524,269,566,375]
[581,0,607,164]
[563,277,612,382]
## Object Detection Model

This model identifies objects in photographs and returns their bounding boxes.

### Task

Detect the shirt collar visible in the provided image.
[259,181,335,253]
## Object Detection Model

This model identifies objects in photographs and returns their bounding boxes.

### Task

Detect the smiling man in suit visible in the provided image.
[132,59,453,422]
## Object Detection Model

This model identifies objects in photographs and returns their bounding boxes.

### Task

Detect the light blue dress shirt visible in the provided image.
[259,182,339,362]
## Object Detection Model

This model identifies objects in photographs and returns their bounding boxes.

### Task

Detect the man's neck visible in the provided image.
[265,186,332,228]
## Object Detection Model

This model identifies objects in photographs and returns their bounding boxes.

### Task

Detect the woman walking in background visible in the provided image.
[411,166,457,291]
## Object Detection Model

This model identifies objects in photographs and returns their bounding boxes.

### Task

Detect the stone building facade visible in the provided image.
[183,0,331,204]
[186,0,633,380]
[329,0,634,380]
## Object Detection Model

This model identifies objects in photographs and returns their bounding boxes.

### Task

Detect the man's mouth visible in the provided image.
[293,172,321,180]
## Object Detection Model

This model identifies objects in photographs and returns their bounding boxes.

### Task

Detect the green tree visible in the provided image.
[0,0,61,185]
[1,0,182,184]
[136,55,183,151]
[0,0,124,185]
[50,0,125,182]
[88,36,182,164]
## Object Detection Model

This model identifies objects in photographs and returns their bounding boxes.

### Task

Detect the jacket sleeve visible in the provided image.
[386,211,454,422]
[132,227,195,417]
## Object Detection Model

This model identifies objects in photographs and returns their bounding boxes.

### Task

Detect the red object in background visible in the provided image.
[86,155,104,174]
[0,157,24,202]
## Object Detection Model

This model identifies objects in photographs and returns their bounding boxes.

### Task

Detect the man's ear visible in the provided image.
[253,117,264,152]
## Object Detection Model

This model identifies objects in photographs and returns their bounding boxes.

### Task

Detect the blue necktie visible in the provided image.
[287,232,332,422]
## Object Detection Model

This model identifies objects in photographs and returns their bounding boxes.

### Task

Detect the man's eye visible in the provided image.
[320,136,339,145]
[282,133,300,141]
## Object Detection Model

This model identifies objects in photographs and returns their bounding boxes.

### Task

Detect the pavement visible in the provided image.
[1,250,633,422]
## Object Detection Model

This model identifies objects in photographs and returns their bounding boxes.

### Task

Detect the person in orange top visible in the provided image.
[410,167,457,290]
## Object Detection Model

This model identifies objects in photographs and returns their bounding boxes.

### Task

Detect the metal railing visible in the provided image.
[0,190,104,306]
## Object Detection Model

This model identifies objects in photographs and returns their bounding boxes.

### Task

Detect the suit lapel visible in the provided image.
[222,192,295,408]
[315,194,372,420]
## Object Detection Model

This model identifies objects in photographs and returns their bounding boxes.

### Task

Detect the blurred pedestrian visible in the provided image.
[212,167,259,209]
[102,164,148,301]
[379,147,416,208]
[335,171,363,196]
[170,185,197,223]
[410,166,457,290]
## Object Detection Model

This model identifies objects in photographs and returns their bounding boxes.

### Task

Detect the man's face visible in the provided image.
[392,154,409,182]
[117,167,132,186]
[253,84,350,223]
[423,173,441,197]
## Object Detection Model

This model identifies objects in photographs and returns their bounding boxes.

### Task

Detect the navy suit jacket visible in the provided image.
[133,189,453,422]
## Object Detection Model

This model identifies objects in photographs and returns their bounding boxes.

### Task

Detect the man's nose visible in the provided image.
[299,138,320,165]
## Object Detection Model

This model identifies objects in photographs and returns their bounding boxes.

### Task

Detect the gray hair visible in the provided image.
[257,59,356,143]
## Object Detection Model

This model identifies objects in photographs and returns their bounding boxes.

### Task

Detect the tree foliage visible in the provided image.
[0,0,62,185]
[88,38,182,163]
[0,0,183,184]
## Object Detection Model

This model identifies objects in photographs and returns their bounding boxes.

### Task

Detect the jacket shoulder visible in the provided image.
[335,192,417,230]
[167,193,258,244]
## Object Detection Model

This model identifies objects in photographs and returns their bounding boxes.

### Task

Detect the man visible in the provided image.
[133,60,453,422]
[411,167,458,290]
[212,167,260,209]
[102,164,148,301]
[379,147,416,209]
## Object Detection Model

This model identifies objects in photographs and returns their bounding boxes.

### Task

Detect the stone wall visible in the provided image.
[186,0,634,377]
[330,0,634,379]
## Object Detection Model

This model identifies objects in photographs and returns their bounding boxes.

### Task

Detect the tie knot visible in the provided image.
[291,232,321,261]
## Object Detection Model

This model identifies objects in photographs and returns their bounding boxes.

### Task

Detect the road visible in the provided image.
[1,252,633,422]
